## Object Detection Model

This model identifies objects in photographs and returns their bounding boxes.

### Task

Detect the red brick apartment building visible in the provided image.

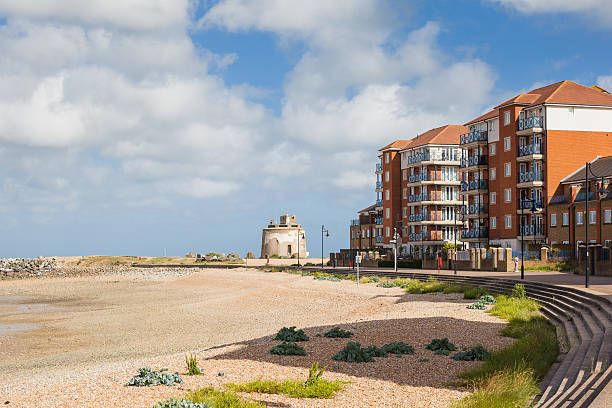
[350,80,612,253]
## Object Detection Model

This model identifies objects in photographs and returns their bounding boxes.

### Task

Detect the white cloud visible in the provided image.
[597,75,612,92]
[488,0,612,24]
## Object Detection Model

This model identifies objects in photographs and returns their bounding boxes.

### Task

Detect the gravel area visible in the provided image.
[0,267,514,407]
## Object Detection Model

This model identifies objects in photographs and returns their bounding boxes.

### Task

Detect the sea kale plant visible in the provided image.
[426,338,457,355]
[270,342,307,356]
[382,342,415,355]
[452,346,490,361]
[153,398,210,408]
[332,342,386,362]
[126,367,183,387]
[274,326,309,342]
[323,327,354,338]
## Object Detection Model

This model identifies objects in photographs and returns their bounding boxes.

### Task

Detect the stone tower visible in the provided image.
[260,214,307,259]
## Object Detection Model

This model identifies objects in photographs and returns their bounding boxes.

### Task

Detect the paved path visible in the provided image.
[321,266,612,297]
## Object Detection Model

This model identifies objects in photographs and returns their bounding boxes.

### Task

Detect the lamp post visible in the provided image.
[584,163,609,288]
[297,230,305,267]
[321,225,329,269]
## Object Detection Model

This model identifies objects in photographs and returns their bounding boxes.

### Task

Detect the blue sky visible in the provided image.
[1,0,612,258]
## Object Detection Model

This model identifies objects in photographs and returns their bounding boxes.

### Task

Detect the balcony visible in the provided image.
[461,179,489,192]
[461,227,489,240]
[575,191,596,202]
[466,203,487,217]
[408,213,425,222]
[518,143,542,158]
[376,236,384,243]
[518,199,543,213]
[460,130,488,146]
[519,224,544,237]
[376,181,383,190]
[376,198,383,208]
[460,155,488,169]
[375,217,383,225]
[408,193,428,203]
[406,151,460,165]
[351,219,359,226]
[408,231,444,242]
[518,115,544,132]
[376,162,383,172]
[408,173,429,183]
[406,152,430,165]
[518,170,543,187]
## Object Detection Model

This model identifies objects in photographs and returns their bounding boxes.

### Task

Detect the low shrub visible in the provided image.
[332,342,378,362]
[426,338,457,355]
[270,342,307,356]
[186,388,264,408]
[382,342,414,355]
[452,367,539,408]
[377,278,415,288]
[360,276,380,284]
[443,283,472,294]
[363,345,388,357]
[126,367,183,387]
[313,275,341,282]
[467,295,497,310]
[323,327,354,338]
[405,278,447,294]
[153,398,209,408]
[512,283,526,299]
[186,354,202,376]
[463,287,489,300]
[452,346,489,361]
[227,363,344,399]
[274,326,309,342]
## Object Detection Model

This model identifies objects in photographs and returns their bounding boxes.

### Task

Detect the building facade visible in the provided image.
[349,204,377,250]
[261,214,307,259]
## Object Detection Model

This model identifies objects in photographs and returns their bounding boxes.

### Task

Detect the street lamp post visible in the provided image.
[584,163,609,288]
[321,225,329,269]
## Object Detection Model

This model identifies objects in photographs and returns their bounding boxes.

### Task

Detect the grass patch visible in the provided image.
[359,275,380,284]
[454,288,559,407]
[227,363,344,399]
[270,342,307,356]
[443,283,473,294]
[463,287,490,300]
[186,388,264,408]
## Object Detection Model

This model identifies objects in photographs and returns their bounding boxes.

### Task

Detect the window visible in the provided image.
[385,189,390,200]
[491,192,497,204]
[403,207,407,218]
[504,111,511,126]
[590,210,597,225]
[403,188,407,199]
[403,169,407,180]
[385,208,390,219]
[491,217,497,229]
[550,213,557,227]
[490,168,496,180]
[504,163,511,177]
[385,171,389,182]
[386,227,390,237]
[504,188,512,203]
[577,211,584,225]
[563,212,569,226]
[385,153,389,163]
[505,215,512,229]
[490,143,496,156]
[504,137,511,151]
[605,209,612,224]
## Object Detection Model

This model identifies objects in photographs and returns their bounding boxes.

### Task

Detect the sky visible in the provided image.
[1,0,612,258]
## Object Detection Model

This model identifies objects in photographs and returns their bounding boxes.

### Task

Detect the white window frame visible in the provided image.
[550,213,557,227]
[605,209,612,224]
[590,210,597,225]
[490,168,496,180]
[490,192,496,204]
[504,137,511,151]
[490,143,496,156]
[403,169,407,180]
[403,188,407,199]
[385,171,389,182]
[385,189,390,200]
[491,217,497,229]
[403,207,407,218]
[385,153,389,163]
[505,215,512,229]
[563,212,569,226]
[504,111,511,126]
[577,211,584,225]
[385,227,390,237]
[504,188,512,203]
[385,208,390,219]
[504,163,511,177]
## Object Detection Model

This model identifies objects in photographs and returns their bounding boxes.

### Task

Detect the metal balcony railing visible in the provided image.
[575,191,596,202]
[376,236,384,243]
[351,219,359,226]
[520,224,544,236]
[460,130,488,145]
[376,162,382,172]
[518,143,542,157]
[376,198,383,207]
[461,227,489,239]
[408,213,425,222]
[376,181,383,189]
[460,155,488,168]
[408,233,423,242]
[406,152,430,164]
[518,116,544,131]
[519,199,543,211]
[375,217,383,225]
[408,193,428,203]
[461,179,488,191]
[408,173,429,183]
[468,203,487,215]
[518,171,543,183]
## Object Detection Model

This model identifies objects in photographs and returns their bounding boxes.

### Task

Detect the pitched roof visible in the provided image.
[561,156,612,184]
[405,124,465,149]
[464,109,498,126]
[495,80,612,109]
[358,204,377,214]
[378,139,411,151]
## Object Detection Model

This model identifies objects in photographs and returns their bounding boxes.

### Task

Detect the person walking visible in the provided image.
[514,256,519,273]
